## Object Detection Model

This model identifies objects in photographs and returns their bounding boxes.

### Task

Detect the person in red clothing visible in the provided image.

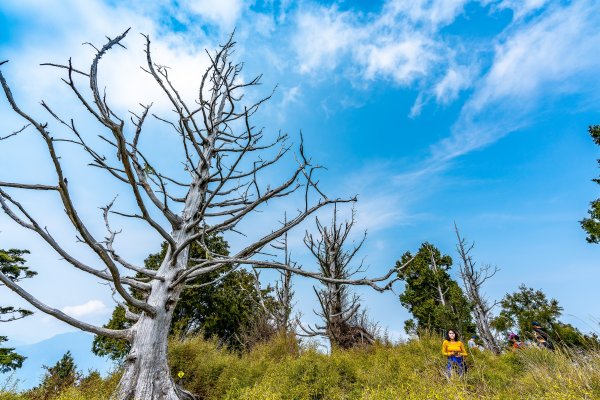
[508,333,525,351]
[442,329,468,376]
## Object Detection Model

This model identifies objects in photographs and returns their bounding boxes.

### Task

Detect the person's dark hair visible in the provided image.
[445,329,459,341]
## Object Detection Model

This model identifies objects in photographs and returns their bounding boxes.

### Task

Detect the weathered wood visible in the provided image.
[0,30,401,399]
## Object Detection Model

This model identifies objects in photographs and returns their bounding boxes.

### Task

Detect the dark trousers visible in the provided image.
[446,355,465,376]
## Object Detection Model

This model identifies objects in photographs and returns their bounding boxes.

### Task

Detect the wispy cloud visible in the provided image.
[491,0,550,20]
[291,1,469,96]
[183,0,246,30]
[61,300,109,318]
[401,0,600,183]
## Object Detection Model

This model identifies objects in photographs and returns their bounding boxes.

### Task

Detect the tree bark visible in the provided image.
[0,31,398,400]
[472,301,499,354]
[113,316,182,400]
[113,231,195,400]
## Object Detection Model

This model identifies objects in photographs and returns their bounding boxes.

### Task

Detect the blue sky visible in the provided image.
[0,0,599,347]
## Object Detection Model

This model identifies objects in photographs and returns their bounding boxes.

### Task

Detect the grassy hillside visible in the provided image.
[2,333,599,399]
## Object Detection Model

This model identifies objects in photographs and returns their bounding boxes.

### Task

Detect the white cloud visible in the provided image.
[1,1,217,117]
[61,300,109,318]
[434,65,474,104]
[294,7,358,73]
[409,64,475,117]
[383,0,468,27]
[494,0,549,20]
[386,0,600,197]
[471,1,599,113]
[359,37,437,84]
[282,85,301,107]
[184,0,245,30]
[427,0,600,162]
[291,0,471,110]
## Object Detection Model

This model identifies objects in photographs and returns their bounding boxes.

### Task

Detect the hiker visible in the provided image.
[442,329,468,376]
[508,333,525,351]
[467,335,477,348]
[532,321,555,350]
[468,335,484,351]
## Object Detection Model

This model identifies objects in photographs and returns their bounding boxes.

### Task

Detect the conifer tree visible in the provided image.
[491,285,599,348]
[32,351,81,399]
[396,243,474,336]
[581,125,600,243]
[0,249,36,372]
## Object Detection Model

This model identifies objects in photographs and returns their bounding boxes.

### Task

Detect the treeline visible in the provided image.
[1,124,599,395]
[4,334,600,400]
[396,238,599,351]
[2,218,598,387]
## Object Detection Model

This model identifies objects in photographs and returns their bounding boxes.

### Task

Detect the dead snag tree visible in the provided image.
[251,220,297,336]
[454,224,501,354]
[300,209,396,349]
[0,30,399,400]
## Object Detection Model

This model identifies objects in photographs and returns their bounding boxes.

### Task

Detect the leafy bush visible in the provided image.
[3,332,600,399]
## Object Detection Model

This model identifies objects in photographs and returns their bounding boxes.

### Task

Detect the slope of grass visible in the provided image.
[3,333,599,399]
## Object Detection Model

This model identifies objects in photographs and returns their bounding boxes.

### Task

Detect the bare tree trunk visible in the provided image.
[472,302,499,354]
[426,245,448,307]
[113,239,194,400]
[0,31,404,400]
[114,315,183,400]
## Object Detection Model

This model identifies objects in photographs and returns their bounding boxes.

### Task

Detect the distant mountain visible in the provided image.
[1,331,115,391]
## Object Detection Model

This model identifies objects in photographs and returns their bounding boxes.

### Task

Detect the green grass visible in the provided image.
[3,333,600,399]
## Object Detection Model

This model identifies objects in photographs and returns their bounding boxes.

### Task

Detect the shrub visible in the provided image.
[3,332,600,399]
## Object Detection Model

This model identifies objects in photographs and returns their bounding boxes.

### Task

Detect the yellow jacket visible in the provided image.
[442,340,467,357]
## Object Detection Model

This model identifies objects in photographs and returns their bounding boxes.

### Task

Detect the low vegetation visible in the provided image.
[2,333,599,400]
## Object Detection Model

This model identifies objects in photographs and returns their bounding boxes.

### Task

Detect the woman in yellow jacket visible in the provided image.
[442,329,467,376]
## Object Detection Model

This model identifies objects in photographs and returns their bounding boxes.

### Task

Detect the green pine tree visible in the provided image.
[491,284,599,348]
[30,351,81,399]
[581,125,600,243]
[396,243,474,337]
[0,248,36,372]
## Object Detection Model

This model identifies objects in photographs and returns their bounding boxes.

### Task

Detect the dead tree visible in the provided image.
[240,228,298,348]
[257,218,297,334]
[454,224,501,354]
[300,209,379,349]
[0,30,401,400]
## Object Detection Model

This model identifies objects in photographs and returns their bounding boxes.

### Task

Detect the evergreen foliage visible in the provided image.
[395,243,474,336]
[28,351,81,400]
[491,284,562,336]
[0,249,36,372]
[0,337,24,374]
[491,284,599,348]
[581,125,600,243]
[6,333,600,399]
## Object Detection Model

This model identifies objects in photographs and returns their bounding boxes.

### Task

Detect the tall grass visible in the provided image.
[3,333,600,399]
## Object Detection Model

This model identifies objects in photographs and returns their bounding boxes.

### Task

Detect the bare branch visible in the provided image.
[1,123,30,141]
[40,62,90,77]
[455,222,501,354]
[0,182,58,191]
[101,198,161,280]
[0,270,131,340]
[0,189,150,292]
